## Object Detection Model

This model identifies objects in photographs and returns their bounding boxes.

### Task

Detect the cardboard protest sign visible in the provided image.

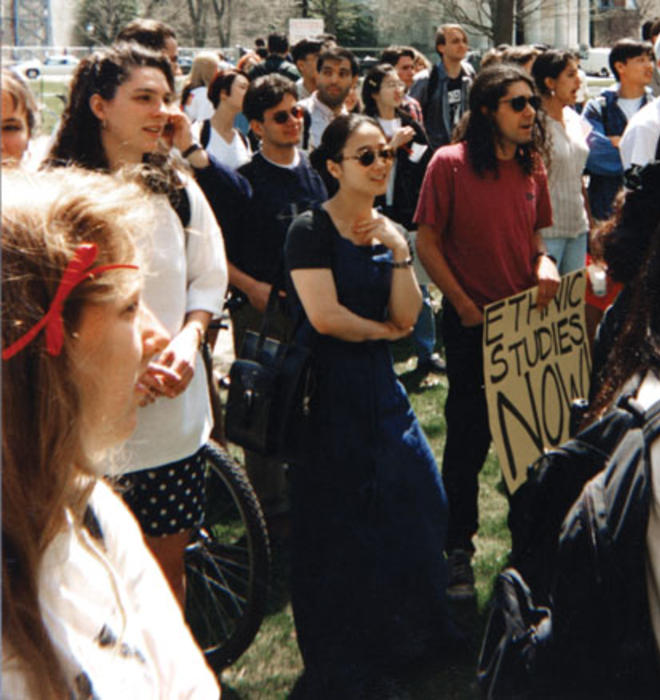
[483,269,591,494]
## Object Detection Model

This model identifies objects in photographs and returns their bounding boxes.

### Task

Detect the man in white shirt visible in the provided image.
[583,38,654,220]
[298,47,358,150]
[620,37,660,171]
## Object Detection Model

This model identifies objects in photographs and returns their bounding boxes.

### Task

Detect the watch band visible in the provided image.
[182,143,202,159]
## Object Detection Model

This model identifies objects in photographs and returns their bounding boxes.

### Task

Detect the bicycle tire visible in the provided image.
[185,441,270,670]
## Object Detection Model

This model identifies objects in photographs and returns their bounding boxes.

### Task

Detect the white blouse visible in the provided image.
[118,176,227,472]
[540,106,591,239]
[2,480,220,699]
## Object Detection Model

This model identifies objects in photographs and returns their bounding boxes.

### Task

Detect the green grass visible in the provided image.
[218,319,512,699]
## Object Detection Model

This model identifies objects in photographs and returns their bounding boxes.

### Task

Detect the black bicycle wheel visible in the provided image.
[185,441,270,671]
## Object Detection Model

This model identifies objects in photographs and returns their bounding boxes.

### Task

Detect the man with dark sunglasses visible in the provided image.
[226,74,327,519]
[414,64,559,600]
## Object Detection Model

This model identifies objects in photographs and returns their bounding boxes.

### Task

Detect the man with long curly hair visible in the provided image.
[414,63,560,600]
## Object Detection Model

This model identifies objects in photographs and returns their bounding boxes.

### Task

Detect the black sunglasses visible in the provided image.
[343,147,395,167]
[500,95,542,112]
[271,105,304,124]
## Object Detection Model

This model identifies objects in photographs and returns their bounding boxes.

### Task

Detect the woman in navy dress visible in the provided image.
[285,114,453,698]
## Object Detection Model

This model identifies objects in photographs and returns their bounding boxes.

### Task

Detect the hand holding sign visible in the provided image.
[483,270,591,493]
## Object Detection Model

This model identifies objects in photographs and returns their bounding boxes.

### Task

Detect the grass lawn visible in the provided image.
[219,326,512,699]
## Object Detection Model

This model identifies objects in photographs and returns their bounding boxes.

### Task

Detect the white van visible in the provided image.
[580,47,612,78]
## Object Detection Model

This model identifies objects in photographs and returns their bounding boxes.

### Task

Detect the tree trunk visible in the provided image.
[493,0,514,45]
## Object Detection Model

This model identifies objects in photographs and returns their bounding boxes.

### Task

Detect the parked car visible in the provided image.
[178,55,193,75]
[15,55,79,80]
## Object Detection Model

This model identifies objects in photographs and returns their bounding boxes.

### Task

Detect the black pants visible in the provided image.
[441,301,492,553]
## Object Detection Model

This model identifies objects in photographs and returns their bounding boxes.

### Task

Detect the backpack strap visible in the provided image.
[200,119,211,149]
[422,64,440,123]
[642,397,660,443]
[302,107,311,151]
[597,95,609,135]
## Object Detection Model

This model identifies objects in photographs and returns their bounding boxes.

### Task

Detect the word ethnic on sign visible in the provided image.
[483,270,591,493]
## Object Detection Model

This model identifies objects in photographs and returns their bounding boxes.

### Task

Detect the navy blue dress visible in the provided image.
[285,209,452,697]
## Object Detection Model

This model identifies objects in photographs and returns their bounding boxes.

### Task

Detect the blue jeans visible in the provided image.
[413,285,436,361]
[544,232,588,276]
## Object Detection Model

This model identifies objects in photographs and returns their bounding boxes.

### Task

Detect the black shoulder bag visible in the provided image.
[225,289,315,462]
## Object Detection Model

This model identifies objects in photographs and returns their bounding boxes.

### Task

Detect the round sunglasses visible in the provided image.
[341,147,395,167]
[271,105,305,124]
[499,95,542,112]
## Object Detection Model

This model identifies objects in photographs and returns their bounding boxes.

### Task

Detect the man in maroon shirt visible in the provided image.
[415,63,560,599]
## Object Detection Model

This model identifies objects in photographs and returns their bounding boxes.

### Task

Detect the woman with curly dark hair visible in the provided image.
[45,42,227,609]
[588,162,660,404]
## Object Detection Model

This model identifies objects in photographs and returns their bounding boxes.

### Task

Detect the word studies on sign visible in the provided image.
[483,270,590,493]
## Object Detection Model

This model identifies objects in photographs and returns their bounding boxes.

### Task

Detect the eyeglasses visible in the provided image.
[382,80,405,90]
[271,105,304,124]
[342,147,395,167]
[500,95,542,112]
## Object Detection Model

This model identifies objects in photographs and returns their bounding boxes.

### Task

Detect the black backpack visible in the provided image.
[478,380,660,699]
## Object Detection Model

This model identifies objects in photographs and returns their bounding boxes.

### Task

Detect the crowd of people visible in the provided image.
[4,14,660,698]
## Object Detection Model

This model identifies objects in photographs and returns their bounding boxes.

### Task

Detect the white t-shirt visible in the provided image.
[118,177,227,473]
[193,121,251,171]
[377,116,401,207]
[184,85,214,123]
[620,97,660,170]
[540,106,591,239]
[618,96,645,123]
[2,480,220,699]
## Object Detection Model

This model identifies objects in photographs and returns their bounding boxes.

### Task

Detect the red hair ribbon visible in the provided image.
[2,242,138,361]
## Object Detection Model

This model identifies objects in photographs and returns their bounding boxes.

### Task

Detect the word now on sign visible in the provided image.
[483,269,591,494]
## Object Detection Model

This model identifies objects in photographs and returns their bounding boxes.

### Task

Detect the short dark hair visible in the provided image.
[207,68,248,109]
[379,46,415,67]
[116,19,176,50]
[267,32,289,55]
[458,63,542,177]
[243,73,298,122]
[317,47,359,76]
[650,19,660,41]
[609,39,654,81]
[435,24,467,52]
[291,38,322,64]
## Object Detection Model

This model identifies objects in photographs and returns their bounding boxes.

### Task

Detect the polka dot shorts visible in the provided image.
[117,448,206,536]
